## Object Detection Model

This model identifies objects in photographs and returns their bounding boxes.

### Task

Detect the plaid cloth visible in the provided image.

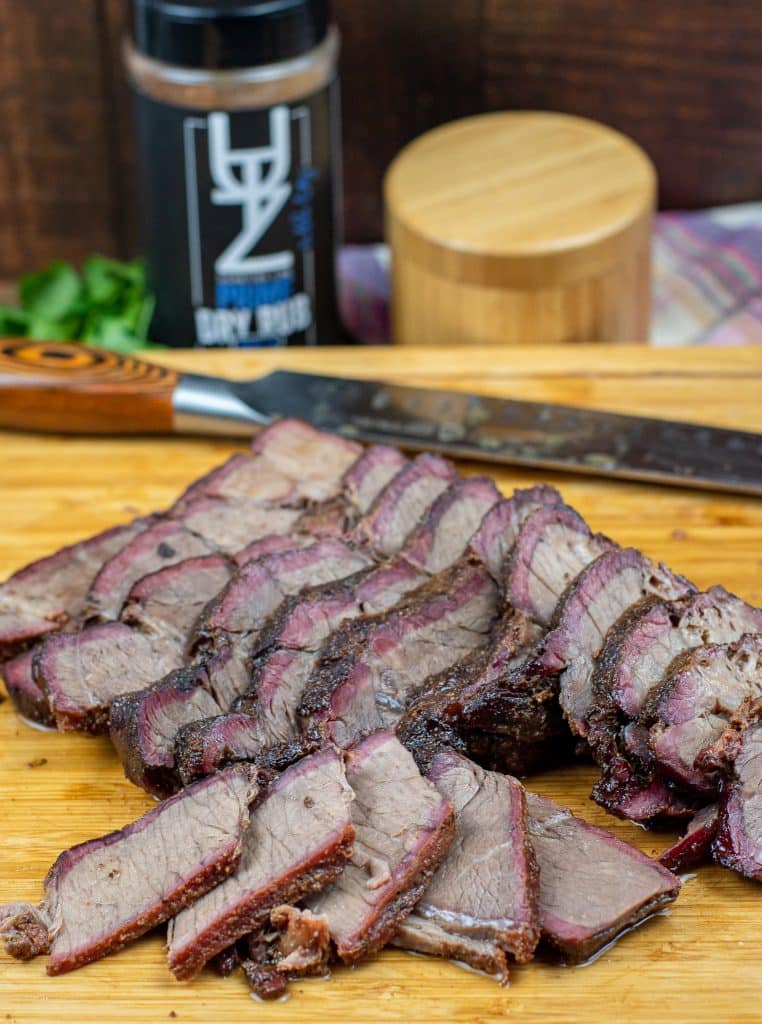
[338,203,762,346]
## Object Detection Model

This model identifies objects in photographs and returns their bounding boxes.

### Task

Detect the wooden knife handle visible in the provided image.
[0,340,178,434]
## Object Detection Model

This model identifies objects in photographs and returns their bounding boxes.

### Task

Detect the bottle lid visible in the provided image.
[131,0,329,70]
[384,112,656,289]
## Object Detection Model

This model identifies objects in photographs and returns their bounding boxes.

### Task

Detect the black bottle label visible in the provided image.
[133,79,341,347]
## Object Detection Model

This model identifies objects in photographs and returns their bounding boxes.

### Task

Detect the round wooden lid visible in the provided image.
[384,111,656,289]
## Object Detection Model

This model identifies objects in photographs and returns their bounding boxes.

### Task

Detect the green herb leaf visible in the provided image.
[26,315,83,341]
[0,305,30,335]
[0,256,157,350]
[19,260,83,319]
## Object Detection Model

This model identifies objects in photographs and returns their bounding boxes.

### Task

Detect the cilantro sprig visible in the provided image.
[0,257,158,352]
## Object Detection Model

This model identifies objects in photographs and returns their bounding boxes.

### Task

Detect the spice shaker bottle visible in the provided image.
[126,0,343,347]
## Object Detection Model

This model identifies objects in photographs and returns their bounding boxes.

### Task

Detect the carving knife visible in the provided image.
[0,340,760,496]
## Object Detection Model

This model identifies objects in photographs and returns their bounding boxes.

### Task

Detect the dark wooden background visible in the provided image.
[1,0,761,277]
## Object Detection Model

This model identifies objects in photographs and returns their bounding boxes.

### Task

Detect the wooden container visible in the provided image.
[384,111,656,345]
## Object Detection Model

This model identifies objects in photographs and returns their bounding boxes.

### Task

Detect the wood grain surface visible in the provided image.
[385,112,653,344]
[1,346,761,1023]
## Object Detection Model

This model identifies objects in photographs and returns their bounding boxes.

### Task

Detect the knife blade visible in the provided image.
[1,340,760,496]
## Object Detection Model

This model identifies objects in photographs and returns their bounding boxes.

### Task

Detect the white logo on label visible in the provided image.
[208,108,293,276]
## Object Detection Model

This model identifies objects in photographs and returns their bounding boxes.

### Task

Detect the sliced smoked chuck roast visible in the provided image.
[245,732,455,986]
[302,560,500,749]
[176,483,558,788]
[166,748,354,979]
[109,540,372,795]
[646,634,762,796]
[0,419,368,723]
[394,751,540,981]
[525,791,681,961]
[587,589,762,821]
[113,458,468,796]
[536,547,693,737]
[306,732,454,963]
[0,518,149,659]
[0,767,258,973]
[701,698,762,881]
[0,519,151,722]
[37,555,233,732]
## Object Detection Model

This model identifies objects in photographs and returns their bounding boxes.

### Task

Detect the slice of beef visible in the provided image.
[536,547,693,737]
[503,503,614,626]
[303,561,500,749]
[0,518,148,659]
[341,444,408,515]
[191,541,373,663]
[211,445,404,547]
[36,622,181,734]
[83,520,216,623]
[246,418,362,504]
[524,791,681,962]
[178,498,304,556]
[397,609,565,777]
[659,804,720,873]
[2,648,55,728]
[122,553,233,639]
[170,452,282,513]
[176,713,269,789]
[233,533,313,568]
[646,634,762,795]
[171,419,361,513]
[302,732,455,964]
[597,586,762,723]
[468,484,562,577]
[394,751,539,980]
[166,748,354,979]
[352,453,457,556]
[37,555,233,732]
[707,698,762,881]
[109,666,221,797]
[400,476,501,573]
[0,767,258,974]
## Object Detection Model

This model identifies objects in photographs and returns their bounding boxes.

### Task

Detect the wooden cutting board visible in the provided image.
[1,345,760,1024]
